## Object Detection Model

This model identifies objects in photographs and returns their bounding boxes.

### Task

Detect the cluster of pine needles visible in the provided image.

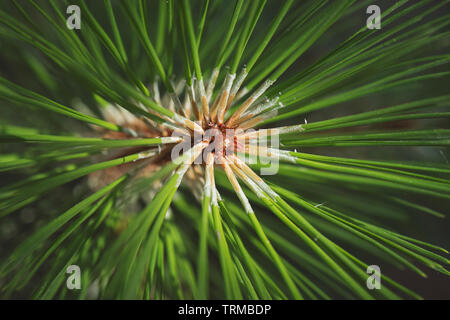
[0,0,449,299]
